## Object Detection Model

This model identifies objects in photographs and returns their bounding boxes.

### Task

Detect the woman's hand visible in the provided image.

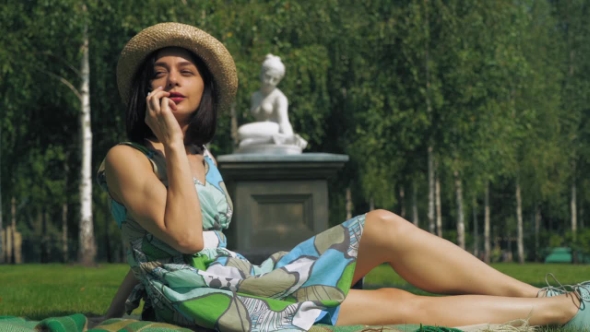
[145,86,183,146]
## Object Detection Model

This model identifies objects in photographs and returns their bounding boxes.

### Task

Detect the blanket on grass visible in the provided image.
[0,315,462,332]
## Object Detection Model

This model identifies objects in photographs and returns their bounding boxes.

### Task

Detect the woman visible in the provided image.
[98,23,589,331]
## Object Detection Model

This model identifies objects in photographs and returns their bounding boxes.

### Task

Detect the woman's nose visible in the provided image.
[167,71,179,87]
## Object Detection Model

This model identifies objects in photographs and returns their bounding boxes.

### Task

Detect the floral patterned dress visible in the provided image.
[97,142,366,332]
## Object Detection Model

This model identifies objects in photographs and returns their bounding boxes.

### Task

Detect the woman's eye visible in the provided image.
[182,70,193,75]
[154,71,165,78]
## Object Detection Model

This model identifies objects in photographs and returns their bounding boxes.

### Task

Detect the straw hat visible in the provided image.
[117,22,238,113]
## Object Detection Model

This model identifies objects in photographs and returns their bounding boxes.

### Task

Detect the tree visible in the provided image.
[78,5,95,265]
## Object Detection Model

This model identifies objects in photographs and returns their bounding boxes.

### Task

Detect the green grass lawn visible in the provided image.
[0,263,588,330]
[0,264,134,319]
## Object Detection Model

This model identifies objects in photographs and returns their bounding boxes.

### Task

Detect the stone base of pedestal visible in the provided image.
[217,153,348,259]
[235,144,303,155]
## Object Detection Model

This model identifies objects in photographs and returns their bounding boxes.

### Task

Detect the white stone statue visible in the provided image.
[237,54,308,154]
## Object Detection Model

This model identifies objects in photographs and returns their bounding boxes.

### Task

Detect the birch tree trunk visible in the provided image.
[399,186,406,219]
[473,197,479,257]
[41,210,49,263]
[11,197,15,264]
[535,206,541,262]
[62,158,69,263]
[484,183,491,263]
[435,173,442,238]
[454,170,465,249]
[78,18,96,266]
[62,202,68,263]
[428,147,435,234]
[516,179,524,264]
[369,197,375,211]
[568,34,577,243]
[346,187,352,220]
[424,0,435,235]
[104,225,112,263]
[571,177,578,263]
[412,181,419,226]
[571,180,577,239]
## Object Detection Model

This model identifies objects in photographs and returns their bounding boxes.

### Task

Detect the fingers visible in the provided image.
[146,87,177,114]
[146,86,168,114]
[165,97,178,112]
[144,86,182,145]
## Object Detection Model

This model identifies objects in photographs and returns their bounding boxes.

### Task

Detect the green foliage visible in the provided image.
[549,234,565,248]
[2,0,590,262]
[565,228,590,257]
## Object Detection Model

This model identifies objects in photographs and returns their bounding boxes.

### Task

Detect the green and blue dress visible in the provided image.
[97,142,366,332]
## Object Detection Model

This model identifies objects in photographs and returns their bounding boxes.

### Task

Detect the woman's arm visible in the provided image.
[105,269,139,318]
[105,143,204,254]
[104,87,205,254]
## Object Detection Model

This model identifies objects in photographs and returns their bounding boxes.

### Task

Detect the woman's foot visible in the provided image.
[537,274,590,329]
[537,273,590,297]
[562,284,590,330]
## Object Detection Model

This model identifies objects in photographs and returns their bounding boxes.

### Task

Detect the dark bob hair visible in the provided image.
[125,48,217,152]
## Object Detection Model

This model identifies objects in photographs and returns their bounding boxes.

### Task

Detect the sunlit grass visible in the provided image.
[0,263,588,331]
[0,264,133,319]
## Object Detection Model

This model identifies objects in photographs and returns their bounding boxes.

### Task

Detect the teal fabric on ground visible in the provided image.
[89,318,194,332]
[0,314,87,332]
[0,316,38,329]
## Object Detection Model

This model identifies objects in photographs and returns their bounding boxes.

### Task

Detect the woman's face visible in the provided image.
[151,47,204,123]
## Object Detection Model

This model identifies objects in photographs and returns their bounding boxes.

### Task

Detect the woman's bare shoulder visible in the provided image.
[104,144,155,183]
[106,144,146,164]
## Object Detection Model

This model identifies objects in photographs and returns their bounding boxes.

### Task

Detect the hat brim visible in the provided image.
[117,22,237,113]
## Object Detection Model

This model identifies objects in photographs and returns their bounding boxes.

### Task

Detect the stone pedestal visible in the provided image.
[235,144,303,155]
[217,153,348,262]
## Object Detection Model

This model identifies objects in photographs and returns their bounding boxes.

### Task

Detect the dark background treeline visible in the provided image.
[1,0,590,265]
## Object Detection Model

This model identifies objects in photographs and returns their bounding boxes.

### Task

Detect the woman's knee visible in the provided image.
[365,209,415,241]
[374,287,416,302]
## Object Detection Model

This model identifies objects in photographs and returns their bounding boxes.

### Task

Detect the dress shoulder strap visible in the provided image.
[97,141,168,192]
[118,141,155,158]
[118,142,168,185]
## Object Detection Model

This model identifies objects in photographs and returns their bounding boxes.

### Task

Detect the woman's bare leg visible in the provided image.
[353,210,538,297]
[336,288,579,327]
